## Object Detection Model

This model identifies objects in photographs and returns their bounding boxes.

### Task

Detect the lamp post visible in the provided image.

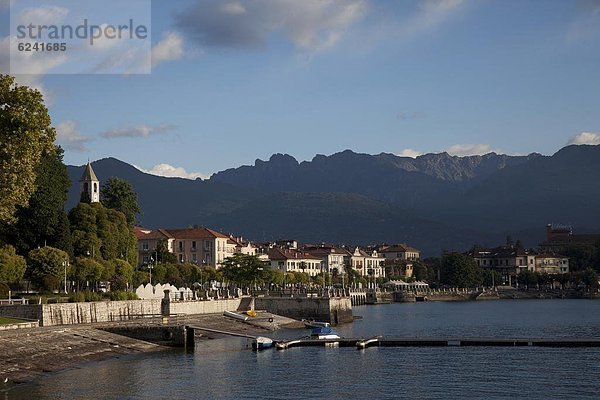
[63,260,69,294]
[148,256,154,285]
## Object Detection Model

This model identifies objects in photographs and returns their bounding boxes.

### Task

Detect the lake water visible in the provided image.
[6,300,600,399]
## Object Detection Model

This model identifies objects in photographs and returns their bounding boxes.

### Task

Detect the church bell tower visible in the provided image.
[80,161,100,203]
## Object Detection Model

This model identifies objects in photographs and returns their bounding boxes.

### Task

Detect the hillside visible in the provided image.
[66,145,600,256]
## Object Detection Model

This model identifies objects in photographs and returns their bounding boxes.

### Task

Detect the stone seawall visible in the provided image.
[170,298,242,315]
[0,304,43,321]
[255,297,353,324]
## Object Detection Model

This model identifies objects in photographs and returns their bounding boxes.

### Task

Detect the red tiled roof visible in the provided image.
[163,227,229,239]
[134,227,173,240]
[379,244,420,253]
[266,248,322,261]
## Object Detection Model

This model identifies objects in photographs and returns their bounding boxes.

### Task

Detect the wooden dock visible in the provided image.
[275,337,600,350]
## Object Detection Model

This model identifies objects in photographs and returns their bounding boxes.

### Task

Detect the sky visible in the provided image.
[1,0,600,179]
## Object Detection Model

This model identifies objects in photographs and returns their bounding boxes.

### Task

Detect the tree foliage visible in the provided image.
[0,75,56,224]
[69,202,137,266]
[441,252,483,288]
[5,147,71,255]
[220,253,268,285]
[0,245,26,283]
[101,177,141,225]
[27,246,69,289]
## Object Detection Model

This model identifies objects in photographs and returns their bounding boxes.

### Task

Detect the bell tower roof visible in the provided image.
[80,161,99,182]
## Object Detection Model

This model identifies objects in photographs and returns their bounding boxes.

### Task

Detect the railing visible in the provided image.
[0,298,30,305]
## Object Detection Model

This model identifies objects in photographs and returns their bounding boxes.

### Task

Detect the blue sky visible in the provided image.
[2,0,600,179]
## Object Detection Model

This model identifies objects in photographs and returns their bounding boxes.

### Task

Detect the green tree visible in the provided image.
[0,75,56,224]
[582,267,599,290]
[482,269,502,287]
[27,246,69,289]
[71,257,104,289]
[156,238,177,264]
[220,253,268,285]
[112,259,134,284]
[101,177,141,225]
[441,252,483,288]
[6,147,71,255]
[518,270,538,288]
[0,245,26,283]
[69,202,137,267]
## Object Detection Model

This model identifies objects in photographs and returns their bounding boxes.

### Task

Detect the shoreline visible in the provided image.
[0,311,301,388]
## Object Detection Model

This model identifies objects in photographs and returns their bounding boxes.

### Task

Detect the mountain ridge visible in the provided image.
[66,145,600,256]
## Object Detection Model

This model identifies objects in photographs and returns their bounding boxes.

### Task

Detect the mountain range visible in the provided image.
[66,145,600,256]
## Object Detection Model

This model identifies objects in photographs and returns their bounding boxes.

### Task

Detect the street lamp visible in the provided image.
[63,259,69,294]
[148,256,154,286]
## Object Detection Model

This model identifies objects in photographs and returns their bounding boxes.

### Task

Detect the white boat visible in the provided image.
[252,336,274,350]
[303,319,331,329]
[310,327,340,340]
[223,310,248,321]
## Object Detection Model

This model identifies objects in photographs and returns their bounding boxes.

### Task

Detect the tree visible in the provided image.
[220,253,268,286]
[69,202,138,267]
[0,75,56,224]
[518,270,538,289]
[27,246,69,289]
[582,267,599,290]
[71,257,104,289]
[0,245,26,283]
[156,239,177,264]
[441,252,483,288]
[101,177,141,225]
[6,147,71,255]
[482,269,502,287]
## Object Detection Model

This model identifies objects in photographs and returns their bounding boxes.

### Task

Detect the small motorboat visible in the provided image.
[310,327,340,340]
[303,319,331,329]
[223,311,248,321]
[252,336,274,350]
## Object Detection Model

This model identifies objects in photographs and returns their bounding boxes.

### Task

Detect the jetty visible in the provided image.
[275,336,600,350]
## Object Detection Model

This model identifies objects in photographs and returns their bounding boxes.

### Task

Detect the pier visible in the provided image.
[275,337,600,350]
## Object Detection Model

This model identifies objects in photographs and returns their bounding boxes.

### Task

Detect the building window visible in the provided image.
[94,182,98,193]
[178,241,184,252]
[142,242,149,251]
[192,241,197,251]
[192,253,197,262]
[179,254,184,263]
[143,255,148,263]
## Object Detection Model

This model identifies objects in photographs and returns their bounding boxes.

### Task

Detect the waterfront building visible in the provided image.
[378,244,421,261]
[265,248,324,276]
[349,247,385,278]
[534,254,570,274]
[540,224,600,253]
[302,245,349,276]
[469,245,569,285]
[134,227,234,268]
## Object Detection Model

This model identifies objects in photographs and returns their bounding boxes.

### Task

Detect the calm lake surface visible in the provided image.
[6,300,600,399]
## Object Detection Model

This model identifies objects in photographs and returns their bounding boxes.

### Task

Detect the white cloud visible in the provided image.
[136,163,208,180]
[56,121,94,152]
[99,124,177,139]
[397,148,422,158]
[445,143,497,156]
[567,1,600,43]
[567,132,600,145]
[16,5,69,26]
[152,32,185,67]
[175,0,367,53]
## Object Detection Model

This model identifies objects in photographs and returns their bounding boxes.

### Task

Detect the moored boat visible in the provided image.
[302,319,331,329]
[252,336,274,350]
[310,327,340,340]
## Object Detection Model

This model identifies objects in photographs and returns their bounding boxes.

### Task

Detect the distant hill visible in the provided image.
[66,145,600,256]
